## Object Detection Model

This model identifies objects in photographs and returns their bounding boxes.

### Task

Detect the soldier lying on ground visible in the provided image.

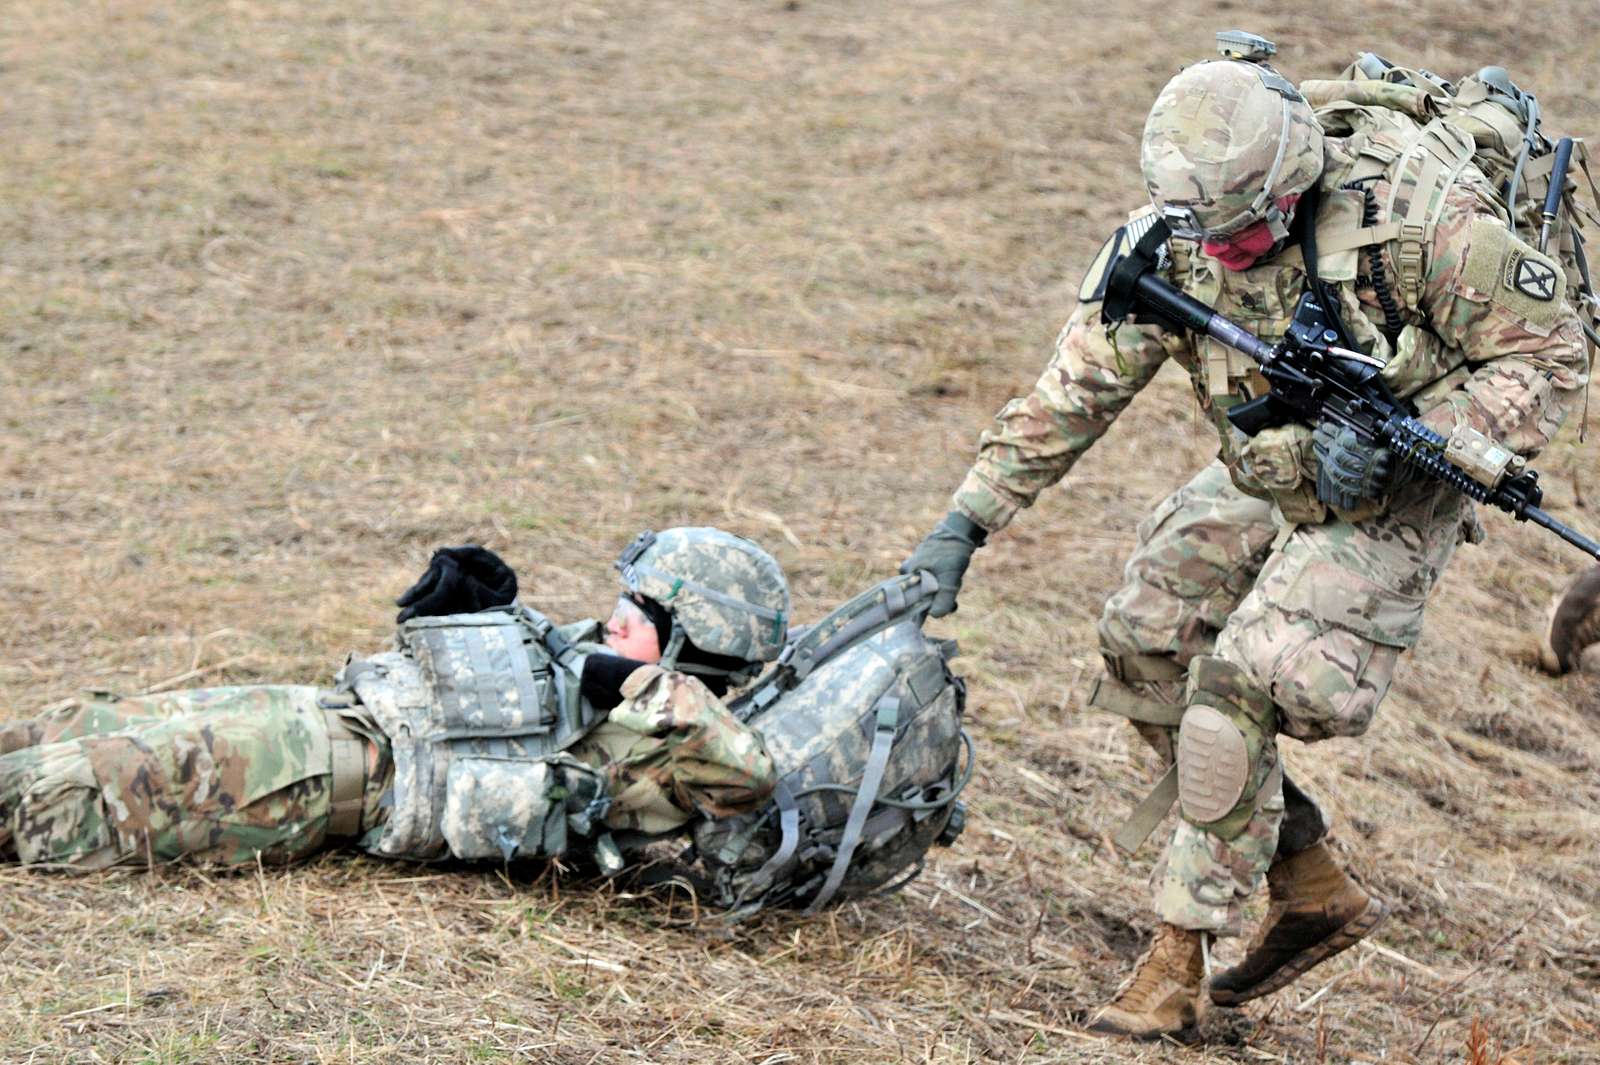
[0,527,789,873]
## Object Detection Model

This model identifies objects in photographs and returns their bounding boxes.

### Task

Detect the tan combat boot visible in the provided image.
[1087,923,1206,1042]
[1209,840,1387,1006]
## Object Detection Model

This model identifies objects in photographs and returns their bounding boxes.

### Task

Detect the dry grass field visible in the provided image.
[3,1,1599,1061]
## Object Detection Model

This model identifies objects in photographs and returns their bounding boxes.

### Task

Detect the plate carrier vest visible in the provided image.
[336,606,618,866]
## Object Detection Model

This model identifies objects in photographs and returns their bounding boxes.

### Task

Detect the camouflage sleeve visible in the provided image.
[602,665,776,821]
[953,303,1178,531]
[1415,193,1588,457]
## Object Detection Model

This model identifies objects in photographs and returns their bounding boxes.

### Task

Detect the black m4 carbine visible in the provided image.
[1103,244,1600,561]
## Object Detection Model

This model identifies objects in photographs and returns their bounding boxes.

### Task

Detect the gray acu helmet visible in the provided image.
[615,527,790,676]
[1141,59,1325,243]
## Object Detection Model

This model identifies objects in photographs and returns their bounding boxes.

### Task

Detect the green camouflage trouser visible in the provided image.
[0,687,383,869]
[1097,460,1471,934]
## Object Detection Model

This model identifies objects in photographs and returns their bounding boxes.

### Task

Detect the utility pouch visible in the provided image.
[1236,424,1328,526]
[440,756,608,862]
[399,611,558,737]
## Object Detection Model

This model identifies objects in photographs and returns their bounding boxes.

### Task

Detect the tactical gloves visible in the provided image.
[1311,424,1408,512]
[395,545,518,622]
[900,511,988,618]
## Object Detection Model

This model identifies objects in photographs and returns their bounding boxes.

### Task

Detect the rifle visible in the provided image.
[1102,244,1600,561]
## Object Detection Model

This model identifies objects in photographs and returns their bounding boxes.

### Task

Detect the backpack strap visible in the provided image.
[1383,120,1478,308]
[735,782,802,905]
[739,571,940,717]
[805,695,901,913]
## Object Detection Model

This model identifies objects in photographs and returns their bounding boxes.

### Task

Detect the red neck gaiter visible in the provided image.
[1200,194,1302,271]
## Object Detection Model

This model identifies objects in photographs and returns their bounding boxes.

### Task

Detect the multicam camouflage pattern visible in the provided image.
[1156,783,1285,936]
[953,302,1181,531]
[1141,60,1325,238]
[618,527,791,664]
[1093,460,1472,932]
[577,665,776,835]
[0,687,391,869]
[967,89,1584,937]
[956,104,1585,533]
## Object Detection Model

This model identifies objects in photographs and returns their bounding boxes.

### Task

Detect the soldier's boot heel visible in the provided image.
[1209,839,1387,1007]
[1087,923,1207,1042]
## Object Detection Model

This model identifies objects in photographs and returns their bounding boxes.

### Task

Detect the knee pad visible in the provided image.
[1177,656,1276,839]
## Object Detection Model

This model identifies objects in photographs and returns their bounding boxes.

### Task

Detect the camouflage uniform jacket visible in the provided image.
[553,620,777,835]
[952,133,1589,532]
[573,664,776,835]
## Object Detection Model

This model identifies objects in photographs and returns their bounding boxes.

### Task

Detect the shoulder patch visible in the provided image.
[1508,253,1559,302]
[1078,212,1169,305]
[1457,217,1566,329]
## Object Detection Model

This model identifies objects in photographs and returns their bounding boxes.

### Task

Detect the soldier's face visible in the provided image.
[604,595,663,662]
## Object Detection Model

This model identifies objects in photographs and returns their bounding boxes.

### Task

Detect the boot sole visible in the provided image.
[1086,1019,1202,1045]
[1210,896,1389,1007]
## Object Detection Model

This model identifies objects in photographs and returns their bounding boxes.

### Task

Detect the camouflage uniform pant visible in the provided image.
[1097,460,1470,934]
[0,670,767,868]
[0,687,388,869]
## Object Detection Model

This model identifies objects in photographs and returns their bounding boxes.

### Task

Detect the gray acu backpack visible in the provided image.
[689,572,973,917]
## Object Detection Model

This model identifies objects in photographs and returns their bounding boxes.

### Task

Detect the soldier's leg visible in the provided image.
[0,694,163,755]
[1098,461,1278,687]
[1094,461,1296,829]
[0,686,372,869]
[1088,462,1280,1040]
[0,686,308,756]
[1160,485,1469,995]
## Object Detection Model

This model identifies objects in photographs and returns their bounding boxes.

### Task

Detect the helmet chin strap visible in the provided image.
[658,622,687,671]
[657,617,760,686]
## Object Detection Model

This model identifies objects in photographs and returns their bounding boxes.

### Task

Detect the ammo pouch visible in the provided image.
[440,754,609,862]
[339,606,612,865]
[1230,423,1328,527]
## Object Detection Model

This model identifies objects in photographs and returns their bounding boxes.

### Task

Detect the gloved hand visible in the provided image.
[900,511,988,617]
[395,545,518,622]
[1311,424,1407,512]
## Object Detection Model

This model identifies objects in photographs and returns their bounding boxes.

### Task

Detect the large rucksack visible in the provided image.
[1302,54,1599,343]
[688,572,972,917]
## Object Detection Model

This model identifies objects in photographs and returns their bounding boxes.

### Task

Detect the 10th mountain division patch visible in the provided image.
[1508,252,1560,302]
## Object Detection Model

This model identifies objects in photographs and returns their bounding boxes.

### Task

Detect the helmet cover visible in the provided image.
[1141,60,1325,241]
[616,527,790,665]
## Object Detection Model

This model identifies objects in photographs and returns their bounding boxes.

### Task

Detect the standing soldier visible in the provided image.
[903,37,1588,1040]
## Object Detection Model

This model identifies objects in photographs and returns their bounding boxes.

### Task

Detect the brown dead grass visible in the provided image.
[3,1,1600,1061]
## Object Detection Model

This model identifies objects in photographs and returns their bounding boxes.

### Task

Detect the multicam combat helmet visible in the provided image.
[615,527,790,675]
[1141,59,1326,243]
